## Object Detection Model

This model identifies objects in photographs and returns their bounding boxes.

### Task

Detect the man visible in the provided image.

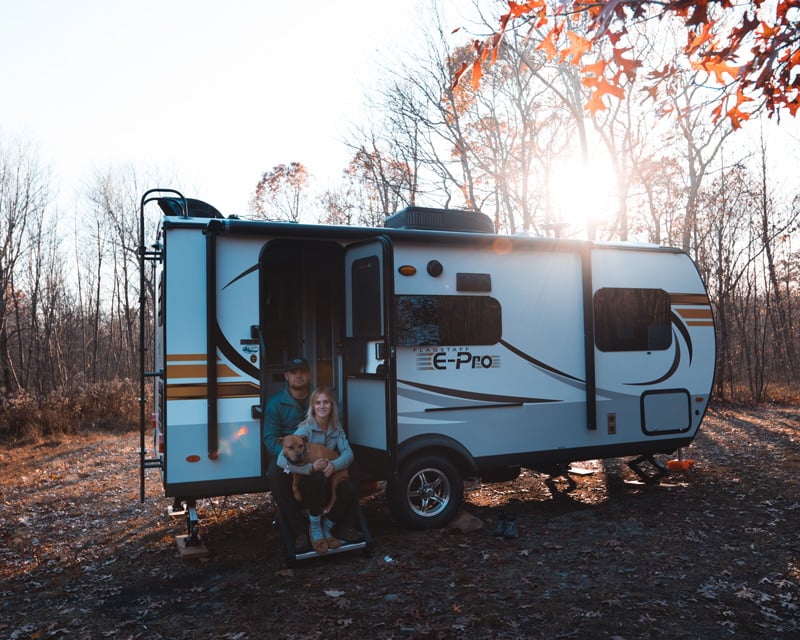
[263,356,313,552]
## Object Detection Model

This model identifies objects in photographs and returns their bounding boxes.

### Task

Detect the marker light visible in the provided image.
[398,265,417,276]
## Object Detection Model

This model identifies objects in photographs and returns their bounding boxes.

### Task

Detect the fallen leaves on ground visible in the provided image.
[1,404,798,639]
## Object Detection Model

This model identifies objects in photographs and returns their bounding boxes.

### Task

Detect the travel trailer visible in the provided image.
[138,189,715,547]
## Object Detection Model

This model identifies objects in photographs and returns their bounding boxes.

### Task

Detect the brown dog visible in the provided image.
[279,434,349,513]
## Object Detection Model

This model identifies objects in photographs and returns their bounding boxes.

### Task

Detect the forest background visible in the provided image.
[0,0,798,442]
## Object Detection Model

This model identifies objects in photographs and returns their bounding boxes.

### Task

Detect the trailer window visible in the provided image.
[351,256,382,337]
[395,295,501,346]
[594,288,672,352]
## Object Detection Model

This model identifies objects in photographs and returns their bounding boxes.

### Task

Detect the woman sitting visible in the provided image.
[277,385,362,554]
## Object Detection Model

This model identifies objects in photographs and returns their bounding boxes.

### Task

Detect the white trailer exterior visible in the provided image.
[138,191,715,529]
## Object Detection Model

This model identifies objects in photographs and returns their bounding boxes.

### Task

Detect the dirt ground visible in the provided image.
[1,404,798,640]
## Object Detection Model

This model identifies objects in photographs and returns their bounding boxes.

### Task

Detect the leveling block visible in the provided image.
[175,534,209,559]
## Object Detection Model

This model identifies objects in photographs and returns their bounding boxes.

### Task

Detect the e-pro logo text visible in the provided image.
[415,350,500,371]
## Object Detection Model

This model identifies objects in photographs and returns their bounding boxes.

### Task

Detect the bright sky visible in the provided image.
[3,2,797,226]
[1,1,472,216]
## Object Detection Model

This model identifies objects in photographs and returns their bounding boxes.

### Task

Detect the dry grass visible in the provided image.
[0,378,140,444]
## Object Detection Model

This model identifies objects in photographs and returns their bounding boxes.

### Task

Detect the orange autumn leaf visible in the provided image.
[500,0,546,35]
[687,22,715,53]
[471,58,483,91]
[561,30,592,65]
[599,77,625,100]
[465,0,799,121]
[725,89,754,129]
[725,103,750,130]
[452,61,469,88]
[508,0,541,19]
[581,73,625,100]
[585,89,608,114]
[490,32,503,64]
[536,28,560,61]
[582,59,606,77]
[710,99,725,123]
[693,57,740,84]
[641,83,660,102]
[612,46,641,80]
[758,21,779,39]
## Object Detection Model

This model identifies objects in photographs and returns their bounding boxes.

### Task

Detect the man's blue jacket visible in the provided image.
[262,384,307,460]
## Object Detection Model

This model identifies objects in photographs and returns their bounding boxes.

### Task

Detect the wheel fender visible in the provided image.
[395,434,477,477]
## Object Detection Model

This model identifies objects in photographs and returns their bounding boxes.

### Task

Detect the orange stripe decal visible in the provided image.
[670,293,709,305]
[676,308,712,319]
[166,381,259,400]
[167,363,239,378]
[166,353,207,362]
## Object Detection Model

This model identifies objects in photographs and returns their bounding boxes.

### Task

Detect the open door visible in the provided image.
[343,237,395,477]
[258,240,344,396]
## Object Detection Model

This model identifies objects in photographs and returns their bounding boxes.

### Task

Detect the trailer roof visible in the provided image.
[159,214,684,256]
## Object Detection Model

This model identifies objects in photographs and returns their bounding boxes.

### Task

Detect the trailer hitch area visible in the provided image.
[627,454,668,484]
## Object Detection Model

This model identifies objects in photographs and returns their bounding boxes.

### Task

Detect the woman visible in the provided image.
[277,386,362,554]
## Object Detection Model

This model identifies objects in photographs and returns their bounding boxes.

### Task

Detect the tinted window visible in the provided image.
[594,288,672,352]
[395,295,501,346]
[352,256,382,337]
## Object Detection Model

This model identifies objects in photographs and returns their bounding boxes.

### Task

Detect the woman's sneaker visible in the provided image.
[322,517,342,549]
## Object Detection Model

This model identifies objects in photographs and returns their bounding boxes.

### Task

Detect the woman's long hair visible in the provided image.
[304,386,341,430]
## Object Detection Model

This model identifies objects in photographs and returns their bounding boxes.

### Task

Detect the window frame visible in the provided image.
[394,294,502,347]
[594,287,672,353]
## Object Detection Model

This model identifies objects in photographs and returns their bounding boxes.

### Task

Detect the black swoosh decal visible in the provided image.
[499,339,584,383]
[628,326,681,386]
[216,320,259,380]
[672,310,693,362]
[398,379,558,404]
[222,264,259,291]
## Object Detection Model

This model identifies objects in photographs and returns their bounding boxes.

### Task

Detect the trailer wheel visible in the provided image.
[389,455,463,529]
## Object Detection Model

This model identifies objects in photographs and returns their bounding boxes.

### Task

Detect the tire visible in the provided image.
[389,455,463,529]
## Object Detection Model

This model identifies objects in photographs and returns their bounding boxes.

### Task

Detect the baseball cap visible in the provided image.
[285,356,310,372]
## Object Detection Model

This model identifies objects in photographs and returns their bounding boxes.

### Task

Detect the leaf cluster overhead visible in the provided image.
[455,0,799,128]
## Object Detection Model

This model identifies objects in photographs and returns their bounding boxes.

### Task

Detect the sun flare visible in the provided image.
[545,156,617,238]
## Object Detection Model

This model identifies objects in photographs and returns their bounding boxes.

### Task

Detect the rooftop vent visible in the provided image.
[385,206,494,234]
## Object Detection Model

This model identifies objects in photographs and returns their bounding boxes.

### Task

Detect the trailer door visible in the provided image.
[343,237,396,476]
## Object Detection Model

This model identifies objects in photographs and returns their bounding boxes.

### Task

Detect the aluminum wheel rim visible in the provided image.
[406,467,451,518]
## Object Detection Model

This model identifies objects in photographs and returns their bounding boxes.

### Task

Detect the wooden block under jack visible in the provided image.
[175,534,209,559]
[567,466,595,476]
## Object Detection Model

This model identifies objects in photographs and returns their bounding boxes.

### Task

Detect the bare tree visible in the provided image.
[0,136,51,392]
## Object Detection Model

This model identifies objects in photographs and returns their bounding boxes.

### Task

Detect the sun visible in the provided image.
[544,155,618,238]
